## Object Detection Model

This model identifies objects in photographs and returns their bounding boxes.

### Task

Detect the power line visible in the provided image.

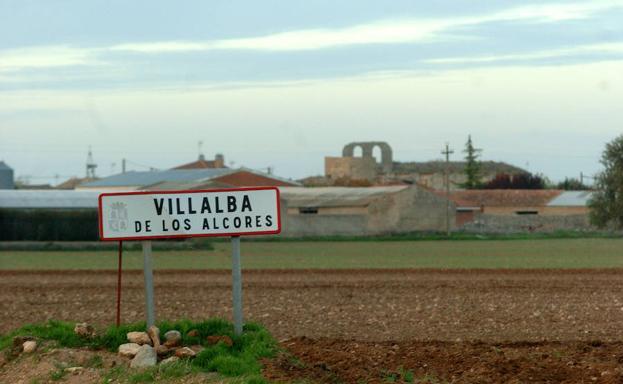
[124,159,161,171]
[441,143,454,237]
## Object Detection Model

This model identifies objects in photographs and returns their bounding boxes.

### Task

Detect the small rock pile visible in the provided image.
[116,325,234,368]
[5,321,235,372]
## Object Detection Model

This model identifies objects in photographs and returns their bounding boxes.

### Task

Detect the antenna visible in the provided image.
[198,140,204,160]
[86,146,97,178]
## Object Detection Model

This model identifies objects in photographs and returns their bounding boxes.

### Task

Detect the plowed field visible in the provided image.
[2,269,623,383]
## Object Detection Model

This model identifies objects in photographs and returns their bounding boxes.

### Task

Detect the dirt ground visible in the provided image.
[3,269,623,383]
[264,338,623,383]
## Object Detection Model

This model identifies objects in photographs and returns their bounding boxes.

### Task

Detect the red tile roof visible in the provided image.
[172,159,225,170]
[445,189,563,208]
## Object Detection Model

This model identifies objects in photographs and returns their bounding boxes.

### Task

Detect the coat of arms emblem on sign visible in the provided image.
[108,202,128,232]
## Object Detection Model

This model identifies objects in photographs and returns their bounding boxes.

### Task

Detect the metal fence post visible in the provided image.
[142,240,156,328]
[116,240,123,327]
[231,236,243,335]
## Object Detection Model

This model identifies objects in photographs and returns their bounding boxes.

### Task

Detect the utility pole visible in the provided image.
[441,143,454,236]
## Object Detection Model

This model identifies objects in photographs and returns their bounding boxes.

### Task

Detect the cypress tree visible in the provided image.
[462,135,482,189]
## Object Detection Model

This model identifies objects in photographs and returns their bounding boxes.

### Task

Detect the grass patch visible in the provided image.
[192,322,276,377]
[49,366,67,381]
[84,354,104,368]
[129,370,155,383]
[158,360,196,379]
[214,230,621,242]
[101,366,128,383]
[4,238,623,270]
[0,239,214,252]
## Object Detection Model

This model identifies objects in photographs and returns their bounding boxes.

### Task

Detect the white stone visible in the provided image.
[127,332,152,346]
[147,326,160,349]
[130,345,157,368]
[174,347,196,358]
[64,367,84,374]
[22,341,37,353]
[118,343,141,358]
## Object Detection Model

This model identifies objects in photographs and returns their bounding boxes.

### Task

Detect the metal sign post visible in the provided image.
[98,187,281,329]
[231,236,243,335]
[116,240,123,327]
[142,240,156,328]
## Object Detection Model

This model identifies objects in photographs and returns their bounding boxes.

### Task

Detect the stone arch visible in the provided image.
[342,141,393,173]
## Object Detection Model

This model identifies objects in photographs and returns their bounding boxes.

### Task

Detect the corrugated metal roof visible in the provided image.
[279,186,408,207]
[141,180,234,190]
[80,169,232,188]
[0,186,409,209]
[0,190,100,208]
[547,191,593,207]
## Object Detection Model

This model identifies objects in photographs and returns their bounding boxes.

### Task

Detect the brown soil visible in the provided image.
[2,269,623,383]
[264,338,623,384]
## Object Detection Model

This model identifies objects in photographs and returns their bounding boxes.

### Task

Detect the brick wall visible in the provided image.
[460,213,593,233]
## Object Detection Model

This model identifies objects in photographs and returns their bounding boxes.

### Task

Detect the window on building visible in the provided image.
[299,207,319,214]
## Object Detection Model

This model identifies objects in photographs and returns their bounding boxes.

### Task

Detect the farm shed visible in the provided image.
[449,190,594,233]
[278,185,453,237]
[0,190,99,240]
[449,190,561,216]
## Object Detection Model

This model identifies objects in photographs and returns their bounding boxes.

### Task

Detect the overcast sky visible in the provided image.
[1,0,622,185]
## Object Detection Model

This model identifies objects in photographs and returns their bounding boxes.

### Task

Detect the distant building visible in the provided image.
[0,161,15,189]
[77,167,299,191]
[319,141,527,190]
[325,141,392,182]
[280,185,453,236]
[445,189,594,232]
[173,154,226,169]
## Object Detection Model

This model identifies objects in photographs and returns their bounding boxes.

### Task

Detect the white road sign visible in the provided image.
[98,187,281,240]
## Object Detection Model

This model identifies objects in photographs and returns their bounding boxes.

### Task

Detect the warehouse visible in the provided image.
[0,190,99,241]
[279,185,453,237]
[450,190,594,233]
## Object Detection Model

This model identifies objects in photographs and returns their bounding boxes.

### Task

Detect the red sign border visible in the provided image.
[98,186,282,241]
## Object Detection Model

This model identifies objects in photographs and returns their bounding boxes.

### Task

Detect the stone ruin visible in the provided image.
[325,141,393,181]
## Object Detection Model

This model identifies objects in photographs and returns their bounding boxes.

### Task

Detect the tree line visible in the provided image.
[459,135,591,190]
